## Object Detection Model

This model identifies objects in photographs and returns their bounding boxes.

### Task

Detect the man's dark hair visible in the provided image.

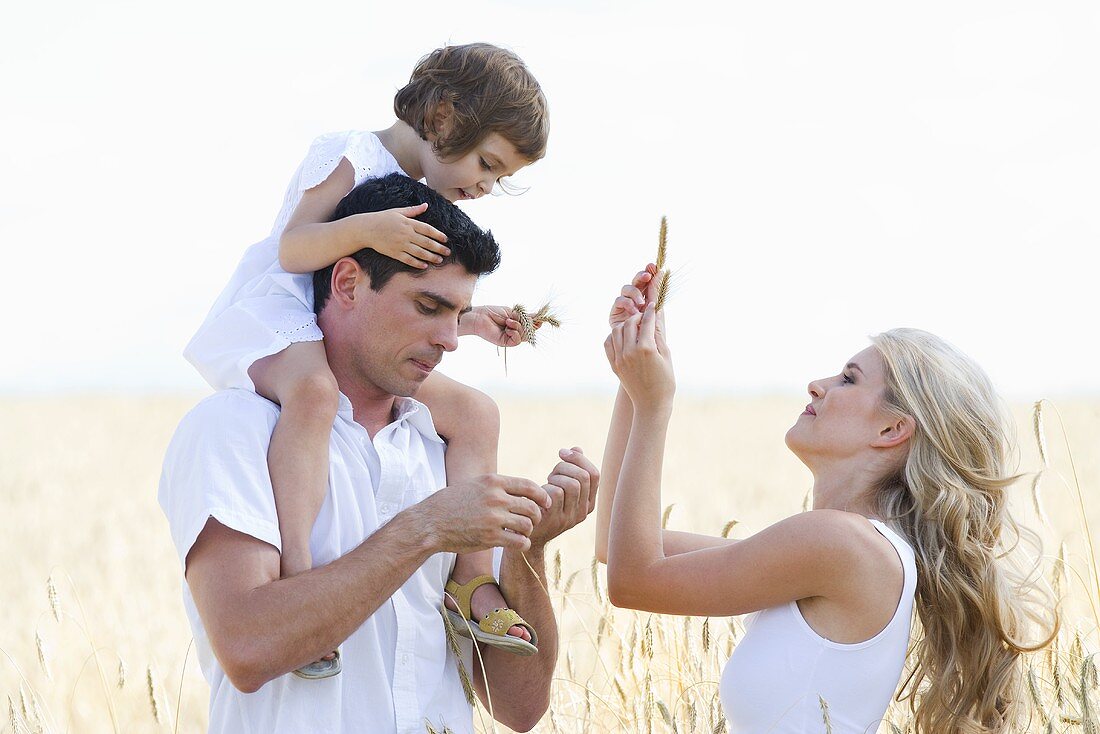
[313,173,501,313]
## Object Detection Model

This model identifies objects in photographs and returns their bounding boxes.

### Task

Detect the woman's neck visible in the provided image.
[374,121,425,181]
[809,461,884,518]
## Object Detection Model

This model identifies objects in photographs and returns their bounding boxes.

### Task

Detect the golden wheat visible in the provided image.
[2,395,1098,732]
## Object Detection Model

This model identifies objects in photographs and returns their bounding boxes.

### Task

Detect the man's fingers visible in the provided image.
[499,475,552,509]
[543,482,565,508]
[499,528,531,551]
[508,495,544,526]
[502,513,535,537]
[557,448,599,505]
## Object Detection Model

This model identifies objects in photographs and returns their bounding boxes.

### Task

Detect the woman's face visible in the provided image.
[785,346,900,467]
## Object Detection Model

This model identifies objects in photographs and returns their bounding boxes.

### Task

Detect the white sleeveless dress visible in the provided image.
[184,131,406,391]
[719,519,917,733]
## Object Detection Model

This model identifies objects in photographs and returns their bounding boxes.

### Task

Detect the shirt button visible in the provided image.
[380,503,393,513]
[401,654,410,665]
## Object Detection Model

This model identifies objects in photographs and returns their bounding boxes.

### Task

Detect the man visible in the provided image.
[159,173,598,733]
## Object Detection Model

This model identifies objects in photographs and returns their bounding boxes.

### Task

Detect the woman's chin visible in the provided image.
[784,426,811,462]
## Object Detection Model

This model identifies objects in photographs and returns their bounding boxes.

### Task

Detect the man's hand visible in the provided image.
[529,447,600,548]
[416,474,551,553]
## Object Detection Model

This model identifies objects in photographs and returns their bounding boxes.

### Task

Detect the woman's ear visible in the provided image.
[329,258,365,307]
[873,415,915,449]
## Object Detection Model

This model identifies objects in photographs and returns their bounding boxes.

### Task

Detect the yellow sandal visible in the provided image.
[442,574,538,656]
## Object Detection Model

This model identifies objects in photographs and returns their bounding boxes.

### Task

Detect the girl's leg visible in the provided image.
[249,341,339,580]
[417,372,529,642]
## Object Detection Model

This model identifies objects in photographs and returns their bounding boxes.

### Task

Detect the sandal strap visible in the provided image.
[444,574,498,620]
[479,607,534,641]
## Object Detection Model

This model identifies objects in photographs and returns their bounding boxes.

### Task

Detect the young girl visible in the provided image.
[185,43,549,678]
[597,267,1058,732]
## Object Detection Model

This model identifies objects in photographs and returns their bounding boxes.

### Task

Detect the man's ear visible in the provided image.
[872,414,915,449]
[329,258,368,308]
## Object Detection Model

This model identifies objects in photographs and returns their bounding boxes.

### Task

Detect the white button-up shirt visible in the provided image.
[158,389,473,734]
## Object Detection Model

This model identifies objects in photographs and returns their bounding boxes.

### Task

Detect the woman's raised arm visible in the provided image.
[596,268,737,565]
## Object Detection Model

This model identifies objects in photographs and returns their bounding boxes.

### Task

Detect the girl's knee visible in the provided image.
[286,368,340,416]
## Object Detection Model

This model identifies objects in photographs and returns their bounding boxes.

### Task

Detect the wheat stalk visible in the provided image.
[34,629,50,681]
[512,301,562,347]
[146,665,161,724]
[819,695,834,733]
[439,601,476,706]
[655,269,673,312]
[46,576,61,623]
[656,216,669,271]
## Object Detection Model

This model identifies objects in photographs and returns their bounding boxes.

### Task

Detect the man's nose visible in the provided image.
[435,319,460,352]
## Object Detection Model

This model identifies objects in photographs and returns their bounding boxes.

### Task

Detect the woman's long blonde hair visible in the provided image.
[870,328,1058,733]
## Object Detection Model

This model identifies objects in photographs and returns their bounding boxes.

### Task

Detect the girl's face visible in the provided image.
[420,132,530,203]
[785,346,901,467]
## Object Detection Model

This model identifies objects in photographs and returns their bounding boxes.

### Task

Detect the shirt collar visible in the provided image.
[336,392,445,445]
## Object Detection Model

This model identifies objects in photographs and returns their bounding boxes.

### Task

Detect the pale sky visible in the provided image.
[2,1,1098,398]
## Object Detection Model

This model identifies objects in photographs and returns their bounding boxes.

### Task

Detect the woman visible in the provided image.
[596,266,1056,733]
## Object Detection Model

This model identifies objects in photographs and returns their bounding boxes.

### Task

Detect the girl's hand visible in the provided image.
[361,203,450,269]
[605,302,674,407]
[608,264,659,327]
[459,305,526,346]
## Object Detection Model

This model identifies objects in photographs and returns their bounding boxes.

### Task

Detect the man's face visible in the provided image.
[343,263,477,398]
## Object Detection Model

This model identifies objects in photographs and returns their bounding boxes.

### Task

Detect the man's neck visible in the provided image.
[338,377,399,439]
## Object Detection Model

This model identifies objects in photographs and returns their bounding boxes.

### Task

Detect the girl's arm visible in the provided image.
[278,159,449,274]
[603,305,880,618]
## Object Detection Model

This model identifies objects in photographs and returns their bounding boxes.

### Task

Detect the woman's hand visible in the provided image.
[459,305,525,346]
[605,302,674,408]
[608,264,659,327]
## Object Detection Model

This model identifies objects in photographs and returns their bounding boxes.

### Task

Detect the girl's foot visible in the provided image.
[444,572,528,641]
[292,650,341,680]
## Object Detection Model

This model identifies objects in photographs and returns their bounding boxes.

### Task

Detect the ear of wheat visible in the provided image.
[656,216,668,271]
[654,216,672,311]
[513,302,562,347]
[655,269,672,312]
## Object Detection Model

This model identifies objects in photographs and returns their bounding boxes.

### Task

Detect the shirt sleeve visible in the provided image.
[157,390,283,571]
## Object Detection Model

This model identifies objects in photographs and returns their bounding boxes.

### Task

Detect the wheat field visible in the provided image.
[2,394,1098,732]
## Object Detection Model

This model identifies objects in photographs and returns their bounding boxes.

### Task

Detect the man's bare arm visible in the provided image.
[186,509,436,692]
[471,449,599,732]
[187,474,550,693]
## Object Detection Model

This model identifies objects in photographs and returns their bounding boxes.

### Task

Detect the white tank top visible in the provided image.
[719,519,917,733]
